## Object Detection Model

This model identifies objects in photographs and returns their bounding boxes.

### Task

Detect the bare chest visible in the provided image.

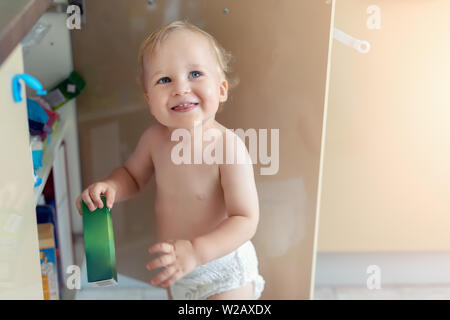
[151,141,227,240]
[152,140,223,203]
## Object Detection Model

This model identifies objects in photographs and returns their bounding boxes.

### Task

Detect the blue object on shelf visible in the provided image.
[27,99,49,124]
[12,73,47,103]
[33,170,42,187]
[32,149,43,170]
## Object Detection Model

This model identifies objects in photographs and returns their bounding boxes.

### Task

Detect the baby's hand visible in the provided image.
[76,181,117,216]
[146,240,200,288]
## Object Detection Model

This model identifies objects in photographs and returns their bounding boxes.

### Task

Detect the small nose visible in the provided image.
[172,79,191,96]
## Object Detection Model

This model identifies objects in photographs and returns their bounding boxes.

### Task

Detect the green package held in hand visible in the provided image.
[82,196,118,286]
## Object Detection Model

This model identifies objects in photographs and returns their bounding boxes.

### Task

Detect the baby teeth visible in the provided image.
[172,103,197,110]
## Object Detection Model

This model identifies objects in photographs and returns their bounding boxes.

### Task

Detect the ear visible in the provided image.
[219,79,228,103]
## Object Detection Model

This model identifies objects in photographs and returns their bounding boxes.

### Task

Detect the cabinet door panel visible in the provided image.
[73,0,335,299]
[0,44,43,299]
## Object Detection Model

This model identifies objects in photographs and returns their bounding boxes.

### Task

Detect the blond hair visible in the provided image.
[137,20,238,97]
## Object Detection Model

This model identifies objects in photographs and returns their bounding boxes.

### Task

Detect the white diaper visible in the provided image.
[170,240,265,300]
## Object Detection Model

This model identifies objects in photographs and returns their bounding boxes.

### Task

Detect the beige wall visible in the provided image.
[318,0,450,252]
[72,0,333,299]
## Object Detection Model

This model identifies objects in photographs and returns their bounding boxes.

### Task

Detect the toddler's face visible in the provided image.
[143,30,228,130]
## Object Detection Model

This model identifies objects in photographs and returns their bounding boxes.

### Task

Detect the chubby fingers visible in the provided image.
[81,188,97,212]
[79,184,116,213]
[88,185,105,209]
[160,270,183,288]
[147,241,177,287]
[148,241,175,255]
[150,265,179,287]
[146,252,176,271]
[104,187,116,209]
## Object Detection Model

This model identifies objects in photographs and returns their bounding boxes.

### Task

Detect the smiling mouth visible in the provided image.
[171,103,199,112]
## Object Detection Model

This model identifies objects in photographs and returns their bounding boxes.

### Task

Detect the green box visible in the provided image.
[82,196,118,286]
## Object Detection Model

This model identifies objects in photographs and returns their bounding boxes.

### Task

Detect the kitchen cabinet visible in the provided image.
[0,0,82,299]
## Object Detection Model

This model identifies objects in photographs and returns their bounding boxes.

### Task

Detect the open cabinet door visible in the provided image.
[73,0,334,299]
[0,45,43,299]
[210,1,335,299]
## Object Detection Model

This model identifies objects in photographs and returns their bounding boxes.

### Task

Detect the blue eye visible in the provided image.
[157,77,170,84]
[156,71,201,85]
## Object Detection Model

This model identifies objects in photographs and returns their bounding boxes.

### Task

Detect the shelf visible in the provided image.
[33,118,69,205]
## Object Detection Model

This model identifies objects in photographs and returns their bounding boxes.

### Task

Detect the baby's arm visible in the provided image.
[107,126,156,201]
[191,136,260,265]
[76,126,156,213]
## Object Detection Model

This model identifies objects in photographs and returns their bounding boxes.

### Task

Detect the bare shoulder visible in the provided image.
[122,124,166,188]
[139,123,167,147]
[213,123,253,170]
[126,124,166,162]
[214,122,249,154]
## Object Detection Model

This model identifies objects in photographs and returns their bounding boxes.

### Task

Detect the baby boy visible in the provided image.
[76,20,265,300]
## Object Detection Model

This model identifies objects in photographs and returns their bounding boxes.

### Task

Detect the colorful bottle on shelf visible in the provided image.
[38,223,60,300]
[40,252,50,300]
